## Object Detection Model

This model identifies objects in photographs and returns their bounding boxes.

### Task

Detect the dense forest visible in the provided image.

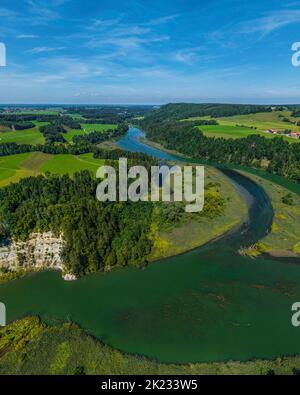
[39,123,68,144]
[68,105,153,123]
[35,116,82,144]
[144,103,272,121]
[0,113,63,123]
[0,153,227,276]
[0,120,36,130]
[140,119,300,182]
[0,171,154,275]
[292,109,300,118]
[0,174,227,276]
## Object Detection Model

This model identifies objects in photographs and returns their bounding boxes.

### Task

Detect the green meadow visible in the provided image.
[0,153,38,187]
[0,120,115,187]
[0,122,116,145]
[197,124,260,139]
[65,123,117,142]
[184,111,300,141]
[0,124,45,145]
[0,152,105,187]
[81,123,117,132]
[40,153,105,175]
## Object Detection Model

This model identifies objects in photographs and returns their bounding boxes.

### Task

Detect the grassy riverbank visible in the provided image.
[149,166,247,260]
[1,317,300,375]
[238,171,300,258]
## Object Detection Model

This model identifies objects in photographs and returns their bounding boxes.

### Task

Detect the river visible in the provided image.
[0,127,300,363]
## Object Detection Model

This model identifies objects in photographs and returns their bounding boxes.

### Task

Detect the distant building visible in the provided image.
[290,132,300,139]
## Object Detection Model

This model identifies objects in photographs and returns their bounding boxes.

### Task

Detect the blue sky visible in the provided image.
[0,0,300,104]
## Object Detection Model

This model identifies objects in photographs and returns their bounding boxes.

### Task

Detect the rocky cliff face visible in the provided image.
[0,231,64,272]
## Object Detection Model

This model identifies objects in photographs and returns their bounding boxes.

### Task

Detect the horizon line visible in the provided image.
[0,102,299,107]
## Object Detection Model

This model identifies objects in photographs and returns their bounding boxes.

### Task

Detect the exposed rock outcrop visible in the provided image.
[0,231,64,272]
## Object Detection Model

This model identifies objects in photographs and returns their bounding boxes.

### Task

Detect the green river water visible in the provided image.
[0,128,300,363]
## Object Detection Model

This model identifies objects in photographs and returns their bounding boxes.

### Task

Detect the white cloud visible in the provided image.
[87,17,123,30]
[88,35,169,50]
[35,55,108,81]
[26,0,60,23]
[175,48,199,64]
[26,46,65,54]
[146,14,178,26]
[88,14,177,31]
[112,26,151,37]
[175,46,213,65]
[175,51,195,64]
[0,8,17,18]
[241,9,300,36]
[84,17,171,64]
[84,14,176,59]
[17,34,39,39]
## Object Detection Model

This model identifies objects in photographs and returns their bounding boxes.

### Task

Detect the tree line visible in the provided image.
[140,119,300,182]
[0,124,129,157]
[145,103,272,122]
[68,105,153,123]
[0,121,36,130]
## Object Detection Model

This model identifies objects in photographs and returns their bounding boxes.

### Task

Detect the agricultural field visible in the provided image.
[81,123,117,132]
[184,111,300,141]
[40,153,105,175]
[196,124,261,139]
[0,122,46,145]
[0,153,37,187]
[0,114,116,186]
[0,122,116,145]
[64,123,117,142]
[0,152,105,187]
[65,112,85,120]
